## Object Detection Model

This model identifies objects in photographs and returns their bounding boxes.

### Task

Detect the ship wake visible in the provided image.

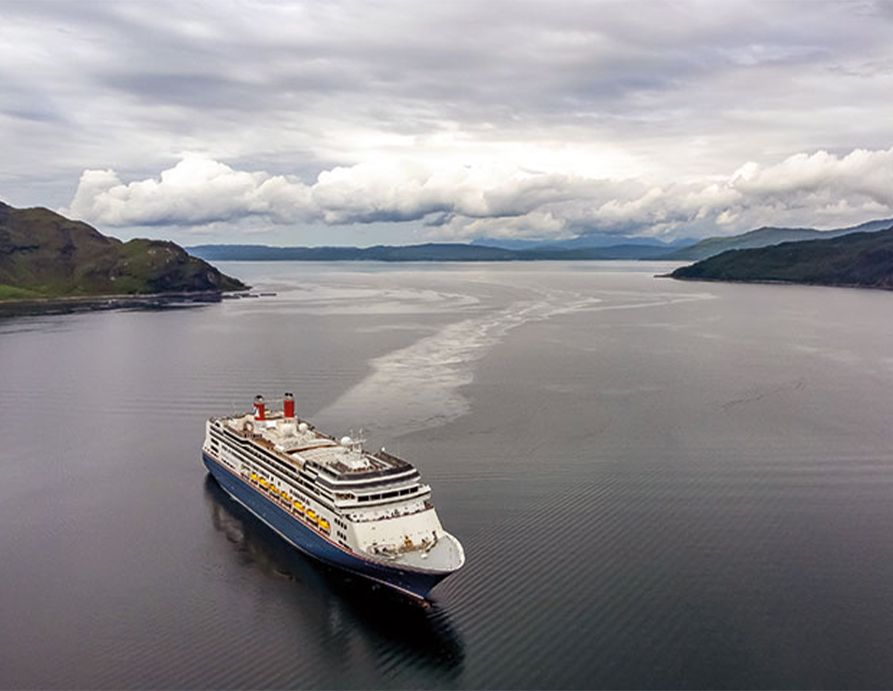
[316,285,711,437]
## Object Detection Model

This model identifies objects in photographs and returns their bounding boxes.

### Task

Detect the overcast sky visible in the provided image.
[2,0,893,245]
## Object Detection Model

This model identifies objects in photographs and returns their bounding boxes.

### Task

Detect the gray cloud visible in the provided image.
[2,1,893,242]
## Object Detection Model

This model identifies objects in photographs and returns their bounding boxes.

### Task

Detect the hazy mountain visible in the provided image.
[663,217,893,261]
[189,242,685,262]
[469,237,546,250]
[473,232,697,251]
[0,201,246,300]
[670,225,893,290]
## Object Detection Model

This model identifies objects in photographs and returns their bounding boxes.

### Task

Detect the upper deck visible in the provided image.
[215,411,414,483]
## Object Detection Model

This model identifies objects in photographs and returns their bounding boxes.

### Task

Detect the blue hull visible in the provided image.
[202,453,449,599]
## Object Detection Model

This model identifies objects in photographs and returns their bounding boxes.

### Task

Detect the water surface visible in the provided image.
[2,261,893,688]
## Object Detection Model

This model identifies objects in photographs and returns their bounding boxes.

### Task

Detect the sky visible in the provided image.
[2,0,893,246]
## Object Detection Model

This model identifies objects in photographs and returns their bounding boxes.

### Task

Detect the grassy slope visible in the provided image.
[671,227,893,289]
[0,284,44,299]
[0,202,246,298]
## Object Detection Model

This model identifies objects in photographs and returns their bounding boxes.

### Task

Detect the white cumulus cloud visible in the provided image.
[64,146,893,241]
[66,156,314,227]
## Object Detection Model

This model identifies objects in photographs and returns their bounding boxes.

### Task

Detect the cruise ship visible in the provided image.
[202,394,465,600]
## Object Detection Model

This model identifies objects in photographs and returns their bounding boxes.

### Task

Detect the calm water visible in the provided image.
[2,261,893,689]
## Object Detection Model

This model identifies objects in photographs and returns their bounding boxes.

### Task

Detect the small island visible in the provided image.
[0,201,246,313]
[670,226,893,291]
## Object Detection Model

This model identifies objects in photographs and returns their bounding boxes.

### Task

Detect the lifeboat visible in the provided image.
[292,501,305,515]
[318,518,331,534]
[306,509,318,525]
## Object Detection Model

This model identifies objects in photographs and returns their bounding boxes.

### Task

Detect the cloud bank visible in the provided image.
[66,147,893,239]
[3,1,893,241]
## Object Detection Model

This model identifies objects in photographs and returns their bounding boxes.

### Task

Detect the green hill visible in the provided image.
[662,217,893,261]
[670,226,893,290]
[0,201,246,299]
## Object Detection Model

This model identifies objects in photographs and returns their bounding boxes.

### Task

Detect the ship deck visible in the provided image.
[218,413,413,478]
[369,532,465,572]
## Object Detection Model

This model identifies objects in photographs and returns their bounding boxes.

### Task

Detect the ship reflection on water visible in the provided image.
[203,476,465,681]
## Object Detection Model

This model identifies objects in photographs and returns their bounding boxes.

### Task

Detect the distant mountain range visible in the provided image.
[671,225,893,290]
[190,217,893,263]
[0,202,245,301]
[188,242,683,262]
[662,217,893,261]
[471,232,697,251]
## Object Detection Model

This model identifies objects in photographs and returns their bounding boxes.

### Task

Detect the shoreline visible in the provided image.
[660,273,893,292]
[0,289,244,317]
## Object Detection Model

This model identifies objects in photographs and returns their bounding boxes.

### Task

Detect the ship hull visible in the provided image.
[203,453,450,600]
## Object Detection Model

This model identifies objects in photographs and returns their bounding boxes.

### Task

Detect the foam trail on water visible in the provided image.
[223,282,481,316]
[315,285,714,438]
[324,286,715,438]
[313,286,589,434]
